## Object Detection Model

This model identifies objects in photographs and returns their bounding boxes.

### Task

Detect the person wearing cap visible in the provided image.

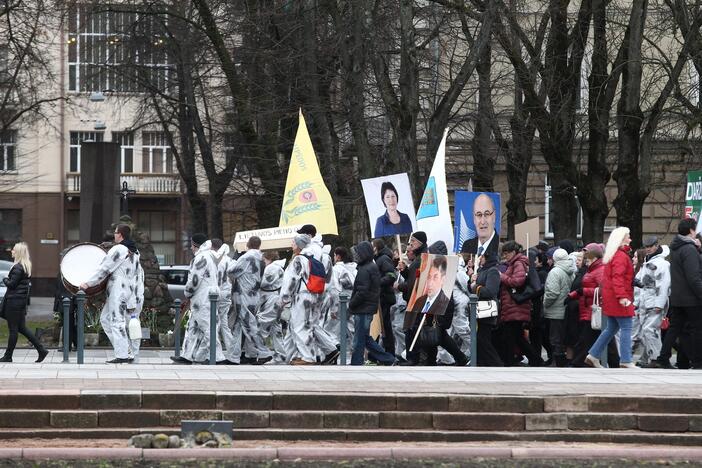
[632,236,670,367]
[398,231,428,365]
[542,248,576,367]
[279,234,339,365]
[173,234,225,364]
[229,236,274,365]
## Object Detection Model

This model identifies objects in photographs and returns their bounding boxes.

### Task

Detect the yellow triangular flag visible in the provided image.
[279,110,338,235]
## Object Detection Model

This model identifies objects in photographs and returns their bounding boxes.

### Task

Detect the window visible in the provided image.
[544,176,583,239]
[0,209,21,261]
[137,210,176,264]
[66,210,80,244]
[0,130,16,172]
[69,131,104,172]
[142,132,173,173]
[67,4,171,92]
[223,133,249,175]
[113,131,134,173]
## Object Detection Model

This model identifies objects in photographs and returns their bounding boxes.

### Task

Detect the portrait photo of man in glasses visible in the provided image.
[460,193,499,258]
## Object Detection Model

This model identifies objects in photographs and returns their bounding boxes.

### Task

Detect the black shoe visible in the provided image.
[169,356,192,365]
[106,358,130,364]
[398,359,417,366]
[322,349,340,365]
[216,359,235,365]
[256,356,273,365]
[0,355,12,363]
[646,360,674,369]
[240,356,257,365]
[127,358,135,363]
[36,349,49,363]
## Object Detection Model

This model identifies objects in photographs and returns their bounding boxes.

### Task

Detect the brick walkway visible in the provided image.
[0,349,700,394]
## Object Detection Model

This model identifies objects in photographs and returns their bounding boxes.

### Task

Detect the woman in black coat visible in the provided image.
[1,243,47,363]
[470,252,504,366]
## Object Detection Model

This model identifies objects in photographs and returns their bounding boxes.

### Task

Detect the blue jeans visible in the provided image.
[351,314,396,366]
[588,315,633,365]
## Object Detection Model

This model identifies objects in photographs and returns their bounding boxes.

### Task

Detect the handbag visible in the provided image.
[590,287,602,330]
[476,300,498,319]
[416,317,441,348]
[661,315,670,331]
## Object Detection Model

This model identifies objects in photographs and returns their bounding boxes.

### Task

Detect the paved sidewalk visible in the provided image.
[0,349,700,394]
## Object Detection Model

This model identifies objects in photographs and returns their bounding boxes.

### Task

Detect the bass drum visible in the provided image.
[60,243,108,296]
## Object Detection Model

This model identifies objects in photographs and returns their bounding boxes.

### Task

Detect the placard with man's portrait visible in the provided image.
[361,173,418,238]
[404,253,459,328]
[453,191,501,257]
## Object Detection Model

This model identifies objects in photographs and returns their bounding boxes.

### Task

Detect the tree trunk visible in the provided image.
[471,41,495,193]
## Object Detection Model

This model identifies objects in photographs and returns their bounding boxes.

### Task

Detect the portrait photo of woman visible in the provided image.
[374,181,414,237]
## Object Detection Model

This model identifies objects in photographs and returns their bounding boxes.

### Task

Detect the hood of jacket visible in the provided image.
[121,239,139,254]
[428,241,448,255]
[646,245,670,262]
[670,234,696,252]
[355,241,375,265]
[210,243,230,261]
[554,255,576,275]
[375,246,394,261]
[240,247,262,262]
[197,240,212,254]
[272,259,287,269]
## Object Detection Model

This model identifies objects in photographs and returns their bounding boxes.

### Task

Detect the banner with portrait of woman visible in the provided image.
[361,173,418,238]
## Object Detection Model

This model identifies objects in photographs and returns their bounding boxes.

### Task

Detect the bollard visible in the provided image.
[209,291,218,365]
[62,297,70,363]
[76,291,86,365]
[173,299,182,357]
[469,294,478,367]
[339,293,349,365]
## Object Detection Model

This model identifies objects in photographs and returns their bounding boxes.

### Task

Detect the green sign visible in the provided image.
[686,170,702,220]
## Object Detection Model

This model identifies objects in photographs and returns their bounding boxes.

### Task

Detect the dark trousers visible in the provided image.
[571,320,619,367]
[380,302,395,356]
[351,314,395,366]
[498,321,543,366]
[4,308,44,358]
[423,328,468,366]
[477,320,503,366]
[529,313,550,363]
[548,318,566,365]
[661,307,702,368]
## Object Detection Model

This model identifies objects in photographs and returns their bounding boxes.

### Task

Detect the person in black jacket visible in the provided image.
[470,251,504,366]
[652,218,702,369]
[397,231,428,365]
[372,238,397,356]
[349,241,396,366]
[418,241,469,366]
[0,243,47,363]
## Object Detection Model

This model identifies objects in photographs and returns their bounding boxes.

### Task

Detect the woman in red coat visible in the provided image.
[497,241,544,367]
[585,227,636,368]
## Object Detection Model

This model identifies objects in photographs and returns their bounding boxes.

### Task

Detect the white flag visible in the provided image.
[416,128,454,250]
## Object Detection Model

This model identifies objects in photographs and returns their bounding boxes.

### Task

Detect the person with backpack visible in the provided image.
[280,234,339,365]
[349,241,396,366]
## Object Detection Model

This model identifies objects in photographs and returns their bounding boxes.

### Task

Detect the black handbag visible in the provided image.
[416,318,441,348]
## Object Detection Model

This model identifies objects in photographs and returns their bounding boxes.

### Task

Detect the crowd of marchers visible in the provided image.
[165,216,701,369]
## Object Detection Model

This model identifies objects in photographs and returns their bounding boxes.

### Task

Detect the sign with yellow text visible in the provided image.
[279,110,338,235]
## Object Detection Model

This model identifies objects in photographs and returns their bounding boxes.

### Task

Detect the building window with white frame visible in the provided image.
[0,130,16,172]
[141,131,173,173]
[69,131,104,172]
[113,131,134,173]
[67,4,171,93]
[544,176,583,239]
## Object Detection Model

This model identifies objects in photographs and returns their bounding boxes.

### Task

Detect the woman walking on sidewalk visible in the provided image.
[0,242,48,363]
[586,227,636,368]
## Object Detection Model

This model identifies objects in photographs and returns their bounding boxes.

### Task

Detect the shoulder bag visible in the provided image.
[590,287,602,330]
[476,300,498,319]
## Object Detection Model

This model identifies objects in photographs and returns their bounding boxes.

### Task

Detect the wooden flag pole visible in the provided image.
[409,313,427,352]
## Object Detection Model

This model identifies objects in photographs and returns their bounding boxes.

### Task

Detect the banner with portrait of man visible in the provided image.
[453,191,501,258]
[404,252,459,329]
[360,173,418,238]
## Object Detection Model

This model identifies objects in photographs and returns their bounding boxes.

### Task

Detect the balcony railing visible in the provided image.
[66,173,182,195]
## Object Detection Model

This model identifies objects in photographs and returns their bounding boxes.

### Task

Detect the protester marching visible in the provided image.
[33,112,698,370]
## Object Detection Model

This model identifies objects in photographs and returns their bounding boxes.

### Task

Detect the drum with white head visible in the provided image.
[60,243,107,296]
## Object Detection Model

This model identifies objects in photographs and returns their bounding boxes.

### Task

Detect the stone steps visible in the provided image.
[2,391,701,444]
[1,427,702,445]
